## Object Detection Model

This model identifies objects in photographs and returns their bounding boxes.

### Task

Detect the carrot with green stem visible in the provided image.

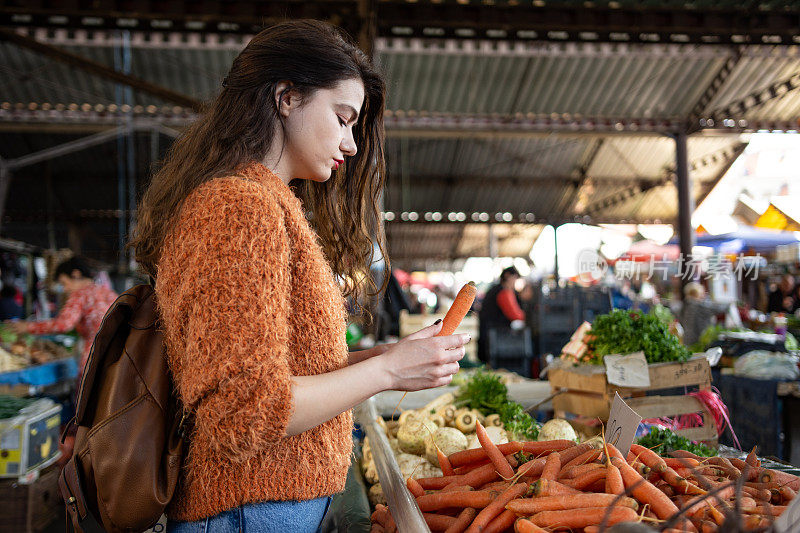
[606,461,625,496]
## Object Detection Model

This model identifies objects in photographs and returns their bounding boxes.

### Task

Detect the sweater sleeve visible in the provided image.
[27,291,84,334]
[157,178,293,462]
[496,288,525,321]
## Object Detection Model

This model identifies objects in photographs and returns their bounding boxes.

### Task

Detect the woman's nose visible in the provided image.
[341,131,357,157]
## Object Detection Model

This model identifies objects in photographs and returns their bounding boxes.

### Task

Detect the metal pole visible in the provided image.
[0,163,10,234]
[553,224,560,281]
[675,131,695,297]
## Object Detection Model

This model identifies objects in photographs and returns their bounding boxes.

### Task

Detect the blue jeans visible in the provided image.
[167,497,332,533]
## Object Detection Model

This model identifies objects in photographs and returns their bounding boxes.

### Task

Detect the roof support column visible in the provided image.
[0,162,10,235]
[675,131,694,297]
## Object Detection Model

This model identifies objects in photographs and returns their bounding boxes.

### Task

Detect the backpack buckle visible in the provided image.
[177,409,188,439]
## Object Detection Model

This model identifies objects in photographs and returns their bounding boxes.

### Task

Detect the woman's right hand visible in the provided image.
[376,321,470,391]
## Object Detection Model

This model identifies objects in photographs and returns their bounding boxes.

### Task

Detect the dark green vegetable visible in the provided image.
[585,309,691,365]
[636,427,716,457]
[455,371,539,440]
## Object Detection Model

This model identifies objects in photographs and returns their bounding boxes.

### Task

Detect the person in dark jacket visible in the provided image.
[478,267,526,363]
[767,274,795,314]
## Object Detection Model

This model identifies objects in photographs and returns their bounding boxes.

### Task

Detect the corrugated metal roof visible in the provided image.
[377,41,731,119]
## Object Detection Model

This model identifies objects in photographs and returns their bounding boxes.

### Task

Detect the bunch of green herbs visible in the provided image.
[455,370,539,440]
[636,426,717,457]
[586,308,691,365]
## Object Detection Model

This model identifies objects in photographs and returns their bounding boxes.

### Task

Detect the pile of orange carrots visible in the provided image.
[369,421,799,533]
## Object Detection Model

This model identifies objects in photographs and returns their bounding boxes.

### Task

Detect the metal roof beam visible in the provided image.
[687,47,743,133]
[0,2,364,39]
[5,126,128,170]
[701,71,800,126]
[377,2,800,45]
[0,28,202,110]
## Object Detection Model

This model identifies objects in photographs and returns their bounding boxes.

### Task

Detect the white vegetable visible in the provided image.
[424,427,468,466]
[396,453,427,479]
[388,437,401,455]
[416,463,443,479]
[466,426,507,449]
[363,460,379,485]
[397,417,438,455]
[537,419,578,442]
[423,392,455,413]
[368,483,387,506]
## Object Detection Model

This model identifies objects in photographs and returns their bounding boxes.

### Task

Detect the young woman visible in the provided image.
[130,20,469,532]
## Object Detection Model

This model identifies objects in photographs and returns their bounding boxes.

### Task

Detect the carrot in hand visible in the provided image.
[437,282,477,337]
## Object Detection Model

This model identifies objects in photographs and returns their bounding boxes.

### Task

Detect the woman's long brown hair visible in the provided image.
[130,20,388,303]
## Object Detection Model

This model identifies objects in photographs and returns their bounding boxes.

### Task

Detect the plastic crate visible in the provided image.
[0,465,60,532]
[0,399,62,478]
[487,328,534,377]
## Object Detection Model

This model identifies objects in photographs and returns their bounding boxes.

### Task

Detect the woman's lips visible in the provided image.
[333,159,344,170]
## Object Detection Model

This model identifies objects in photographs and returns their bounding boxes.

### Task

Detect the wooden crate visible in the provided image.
[0,465,60,532]
[549,357,718,445]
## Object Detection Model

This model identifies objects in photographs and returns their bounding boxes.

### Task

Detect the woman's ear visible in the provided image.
[274,81,296,119]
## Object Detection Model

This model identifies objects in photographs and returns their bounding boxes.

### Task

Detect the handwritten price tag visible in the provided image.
[605,392,642,458]
[774,488,800,533]
[604,351,651,388]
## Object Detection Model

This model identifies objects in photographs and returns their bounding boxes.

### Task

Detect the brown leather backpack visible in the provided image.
[58,284,187,532]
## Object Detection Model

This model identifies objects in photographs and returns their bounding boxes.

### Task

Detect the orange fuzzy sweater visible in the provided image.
[156,162,352,521]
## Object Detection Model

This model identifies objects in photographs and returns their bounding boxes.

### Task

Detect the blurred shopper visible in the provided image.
[129,20,468,531]
[767,274,796,313]
[679,282,730,348]
[9,256,117,373]
[0,281,23,320]
[478,266,526,363]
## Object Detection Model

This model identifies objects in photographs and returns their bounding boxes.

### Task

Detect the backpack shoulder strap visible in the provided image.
[73,284,155,424]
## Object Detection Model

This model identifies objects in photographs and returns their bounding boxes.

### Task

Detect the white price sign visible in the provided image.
[604,351,650,388]
[774,489,800,533]
[605,392,642,458]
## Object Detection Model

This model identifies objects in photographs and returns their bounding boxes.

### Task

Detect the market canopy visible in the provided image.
[669,226,800,254]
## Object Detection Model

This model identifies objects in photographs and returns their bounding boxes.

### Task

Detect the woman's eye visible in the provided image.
[337,116,347,127]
